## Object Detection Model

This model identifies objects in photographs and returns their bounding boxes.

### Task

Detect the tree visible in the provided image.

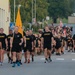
[48,0,73,23]
[36,0,49,21]
[10,0,75,24]
[9,0,48,23]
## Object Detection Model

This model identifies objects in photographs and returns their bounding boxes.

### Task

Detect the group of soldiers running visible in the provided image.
[0,25,75,67]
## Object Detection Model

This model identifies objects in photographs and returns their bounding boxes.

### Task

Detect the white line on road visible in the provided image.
[56,58,64,61]
[40,58,45,60]
[71,53,75,55]
[72,59,75,61]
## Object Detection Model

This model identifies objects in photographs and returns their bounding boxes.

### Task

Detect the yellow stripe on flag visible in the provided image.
[16,7,23,36]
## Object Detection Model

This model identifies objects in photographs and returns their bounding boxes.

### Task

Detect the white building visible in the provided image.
[0,0,10,34]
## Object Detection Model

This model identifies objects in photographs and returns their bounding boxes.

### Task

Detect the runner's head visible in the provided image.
[0,28,4,33]
[26,30,29,36]
[14,26,19,33]
[45,26,49,32]
[9,29,13,34]
[29,30,33,35]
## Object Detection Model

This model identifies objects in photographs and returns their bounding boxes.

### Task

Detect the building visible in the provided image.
[0,0,10,34]
[68,16,75,24]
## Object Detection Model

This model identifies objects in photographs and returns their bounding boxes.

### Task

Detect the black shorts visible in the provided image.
[21,43,24,50]
[55,44,61,49]
[67,43,73,47]
[23,47,27,52]
[12,43,22,52]
[44,43,51,50]
[2,43,6,50]
[36,44,39,48]
[25,46,32,52]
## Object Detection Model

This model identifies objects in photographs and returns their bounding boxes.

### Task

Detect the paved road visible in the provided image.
[0,24,75,75]
[0,50,75,75]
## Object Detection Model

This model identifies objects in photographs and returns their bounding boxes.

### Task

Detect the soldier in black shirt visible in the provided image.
[0,28,8,66]
[54,34,62,55]
[41,26,53,63]
[29,30,36,62]
[35,34,41,55]
[67,36,73,52]
[7,29,13,63]
[10,26,23,67]
[61,33,65,54]
[23,31,33,63]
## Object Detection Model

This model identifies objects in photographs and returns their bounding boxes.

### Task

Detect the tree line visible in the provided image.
[10,0,75,23]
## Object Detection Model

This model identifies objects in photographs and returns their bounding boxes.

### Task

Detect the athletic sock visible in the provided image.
[49,56,52,62]
[45,58,48,61]
[19,60,22,65]
[32,55,34,62]
[11,59,13,64]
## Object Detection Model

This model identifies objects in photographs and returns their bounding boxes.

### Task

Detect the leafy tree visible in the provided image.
[9,0,75,24]
[48,0,73,23]
[10,0,48,23]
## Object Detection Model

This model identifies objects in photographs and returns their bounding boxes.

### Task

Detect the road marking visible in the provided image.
[56,58,64,61]
[71,53,75,54]
[40,58,45,60]
[72,59,75,61]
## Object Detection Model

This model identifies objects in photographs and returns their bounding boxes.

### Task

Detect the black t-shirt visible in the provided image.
[42,32,53,44]
[7,34,13,46]
[31,34,36,42]
[54,37,61,46]
[26,35,33,46]
[13,32,22,44]
[0,33,7,44]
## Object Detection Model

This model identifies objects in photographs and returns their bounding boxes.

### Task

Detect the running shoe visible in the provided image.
[28,59,30,63]
[12,63,16,67]
[17,62,20,66]
[44,58,49,63]
[49,57,52,62]
[32,55,34,62]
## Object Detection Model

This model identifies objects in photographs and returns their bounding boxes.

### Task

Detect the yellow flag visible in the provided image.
[16,7,23,36]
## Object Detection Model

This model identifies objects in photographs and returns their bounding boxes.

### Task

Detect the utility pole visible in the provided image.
[32,0,36,24]
[14,0,15,24]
